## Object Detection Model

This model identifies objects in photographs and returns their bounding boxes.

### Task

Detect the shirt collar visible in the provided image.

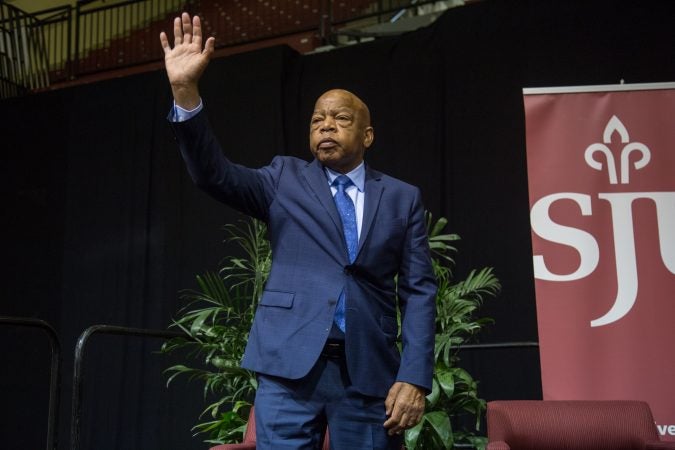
[324,162,365,192]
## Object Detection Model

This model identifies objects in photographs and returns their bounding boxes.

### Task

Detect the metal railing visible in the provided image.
[68,332,536,450]
[73,0,185,78]
[30,5,72,83]
[0,0,458,98]
[70,324,186,450]
[0,2,51,97]
[0,314,535,450]
[0,316,62,450]
[461,341,539,351]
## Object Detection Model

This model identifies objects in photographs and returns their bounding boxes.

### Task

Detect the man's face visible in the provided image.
[309,89,374,174]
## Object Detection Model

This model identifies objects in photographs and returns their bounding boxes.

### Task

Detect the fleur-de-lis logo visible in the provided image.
[584,115,651,184]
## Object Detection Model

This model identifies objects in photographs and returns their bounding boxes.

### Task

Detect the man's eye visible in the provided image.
[337,116,350,121]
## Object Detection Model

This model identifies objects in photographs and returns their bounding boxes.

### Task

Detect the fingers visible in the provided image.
[192,14,202,47]
[384,383,400,416]
[163,13,213,59]
[383,382,425,436]
[384,406,420,435]
[383,415,404,435]
[172,13,193,46]
[159,31,170,54]
[173,16,182,46]
[181,12,193,43]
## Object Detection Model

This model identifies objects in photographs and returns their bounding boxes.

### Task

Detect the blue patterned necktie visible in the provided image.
[333,175,358,332]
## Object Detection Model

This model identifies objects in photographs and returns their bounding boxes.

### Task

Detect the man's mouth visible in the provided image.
[318,138,338,150]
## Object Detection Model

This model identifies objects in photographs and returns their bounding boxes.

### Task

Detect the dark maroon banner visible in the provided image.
[524,83,675,441]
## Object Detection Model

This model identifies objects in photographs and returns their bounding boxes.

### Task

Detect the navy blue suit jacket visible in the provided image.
[171,110,437,398]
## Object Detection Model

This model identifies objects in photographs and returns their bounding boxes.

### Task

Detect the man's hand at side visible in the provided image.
[383,381,426,436]
[159,12,214,109]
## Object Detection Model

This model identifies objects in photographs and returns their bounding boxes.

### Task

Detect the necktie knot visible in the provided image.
[333,175,353,193]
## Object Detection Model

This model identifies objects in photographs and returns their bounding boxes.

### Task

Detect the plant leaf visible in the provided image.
[424,411,453,449]
[435,364,455,399]
[404,419,424,449]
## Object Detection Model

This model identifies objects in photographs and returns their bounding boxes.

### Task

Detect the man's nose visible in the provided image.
[320,117,336,132]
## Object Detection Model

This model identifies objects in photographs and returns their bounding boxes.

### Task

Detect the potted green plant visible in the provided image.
[162,219,269,444]
[404,214,500,450]
[163,214,499,448]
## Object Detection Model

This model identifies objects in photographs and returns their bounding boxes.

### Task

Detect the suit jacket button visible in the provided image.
[328,299,336,305]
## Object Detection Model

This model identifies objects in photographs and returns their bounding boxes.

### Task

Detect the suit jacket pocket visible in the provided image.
[260,290,294,308]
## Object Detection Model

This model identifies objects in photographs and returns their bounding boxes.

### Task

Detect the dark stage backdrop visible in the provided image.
[2,1,674,449]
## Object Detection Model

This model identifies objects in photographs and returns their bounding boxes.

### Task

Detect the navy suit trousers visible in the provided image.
[255,355,404,450]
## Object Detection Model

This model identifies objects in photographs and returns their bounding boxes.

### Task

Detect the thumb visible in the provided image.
[203,37,215,56]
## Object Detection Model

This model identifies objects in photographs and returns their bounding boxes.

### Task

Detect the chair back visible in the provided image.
[243,406,256,443]
[487,400,659,450]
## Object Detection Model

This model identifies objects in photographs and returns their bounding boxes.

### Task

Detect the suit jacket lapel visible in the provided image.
[358,166,384,257]
[302,159,344,241]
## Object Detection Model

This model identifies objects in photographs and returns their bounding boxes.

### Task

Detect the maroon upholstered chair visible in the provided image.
[209,406,330,450]
[486,400,675,450]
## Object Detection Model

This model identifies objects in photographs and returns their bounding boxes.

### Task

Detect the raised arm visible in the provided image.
[159,13,215,109]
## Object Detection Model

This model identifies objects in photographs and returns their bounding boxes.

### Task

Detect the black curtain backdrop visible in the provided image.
[2,1,675,449]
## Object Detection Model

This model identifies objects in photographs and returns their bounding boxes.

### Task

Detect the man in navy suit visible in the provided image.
[161,13,437,450]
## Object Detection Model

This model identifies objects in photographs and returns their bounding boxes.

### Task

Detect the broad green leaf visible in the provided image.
[404,418,424,449]
[424,411,453,449]
[436,365,455,398]
[426,377,440,408]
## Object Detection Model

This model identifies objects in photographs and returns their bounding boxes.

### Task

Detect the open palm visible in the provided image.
[159,13,214,106]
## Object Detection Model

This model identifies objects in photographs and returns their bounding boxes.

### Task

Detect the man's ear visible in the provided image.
[363,126,374,149]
